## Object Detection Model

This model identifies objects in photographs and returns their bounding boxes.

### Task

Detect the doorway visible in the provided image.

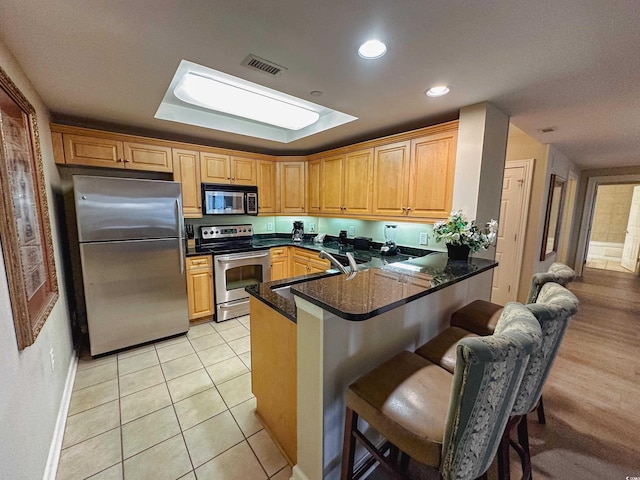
[585,183,640,273]
[490,159,533,305]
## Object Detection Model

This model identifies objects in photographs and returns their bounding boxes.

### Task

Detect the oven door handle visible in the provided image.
[216,251,270,263]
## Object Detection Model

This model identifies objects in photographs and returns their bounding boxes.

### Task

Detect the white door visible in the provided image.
[491,164,530,305]
[621,186,640,273]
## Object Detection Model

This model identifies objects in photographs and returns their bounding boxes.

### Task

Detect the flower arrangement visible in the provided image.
[433,210,498,252]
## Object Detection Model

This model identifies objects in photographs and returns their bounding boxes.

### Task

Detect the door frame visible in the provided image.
[493,159,534,303]
[575,173,640,276]
[557,171,578,264]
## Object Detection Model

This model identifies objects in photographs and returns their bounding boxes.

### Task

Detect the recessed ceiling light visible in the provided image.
[310,90,323,97]
[426,85,450,97]
[358,40,387,59]
[174,72,320,130]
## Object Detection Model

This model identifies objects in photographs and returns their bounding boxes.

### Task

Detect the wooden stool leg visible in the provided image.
[497,422,511,480]
[517,416,532,480]
[341,408,358,480]
[536,395,546,424]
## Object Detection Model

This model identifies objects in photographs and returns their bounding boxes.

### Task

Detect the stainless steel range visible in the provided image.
[199,224,270,322]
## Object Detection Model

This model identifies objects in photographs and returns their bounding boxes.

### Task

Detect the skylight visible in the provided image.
[155,60,357,143]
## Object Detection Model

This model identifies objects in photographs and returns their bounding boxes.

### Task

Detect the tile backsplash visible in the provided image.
[186,215,442,250]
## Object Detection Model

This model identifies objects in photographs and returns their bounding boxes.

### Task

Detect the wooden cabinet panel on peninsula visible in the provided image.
[61,134,173,172]
[280,161,306,213]
[186,256,214,321]
[291,247,330,276]
[172,149,202,218]
[200,152,256,185]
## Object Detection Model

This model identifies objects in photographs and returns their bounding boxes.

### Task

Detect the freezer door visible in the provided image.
[74,175,183,242]
[80,238,189,356]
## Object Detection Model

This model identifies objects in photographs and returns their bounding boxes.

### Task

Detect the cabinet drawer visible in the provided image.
[270,247,289,258]
[187,255,212,269]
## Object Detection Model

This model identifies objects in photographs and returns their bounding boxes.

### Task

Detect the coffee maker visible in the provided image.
[292,221,304,242]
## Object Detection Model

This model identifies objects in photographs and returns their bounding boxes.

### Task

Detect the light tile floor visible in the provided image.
[585,258,630,272]
[56,316,292,480]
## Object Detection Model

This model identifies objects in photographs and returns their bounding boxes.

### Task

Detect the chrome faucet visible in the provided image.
[318,250,349,274]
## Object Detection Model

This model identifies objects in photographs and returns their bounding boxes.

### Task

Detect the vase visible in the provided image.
[446,244,470,261]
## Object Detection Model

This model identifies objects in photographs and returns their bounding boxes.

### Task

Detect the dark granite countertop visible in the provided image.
[246,252,498,322]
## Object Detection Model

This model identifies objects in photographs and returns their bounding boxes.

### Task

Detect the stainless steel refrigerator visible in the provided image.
[73,175,189,356]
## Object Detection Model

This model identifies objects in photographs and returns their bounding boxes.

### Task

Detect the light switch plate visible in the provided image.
[419,232,429,245]
[267,222,273,231]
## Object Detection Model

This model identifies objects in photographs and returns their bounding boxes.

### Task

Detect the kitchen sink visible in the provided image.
[271,285,294,302]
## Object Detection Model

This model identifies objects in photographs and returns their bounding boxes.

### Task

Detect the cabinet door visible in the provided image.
[124,141,173,172]
[231,157,257,185]
[320,155,344,214]
[270,247,289,281]
[372,141,410,216]
[186,256,213,320]
[201,152,231,183]
[291,256,310,276]
[408,131,457,218]
[172,149,202,218]
[344,148,373,215]
[280,162,306,213]
[307,159,322,213]
[63,134,125,168]
[257,160,277,214]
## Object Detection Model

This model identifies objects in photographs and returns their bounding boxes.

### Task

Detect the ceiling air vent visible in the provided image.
[241,54,287,76]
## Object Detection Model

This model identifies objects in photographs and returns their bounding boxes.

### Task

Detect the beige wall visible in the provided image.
[591,184,635,243]
[0,40,74,479]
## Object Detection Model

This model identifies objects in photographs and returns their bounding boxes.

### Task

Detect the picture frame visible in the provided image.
[0,66,58,350]
[540,174,566,261]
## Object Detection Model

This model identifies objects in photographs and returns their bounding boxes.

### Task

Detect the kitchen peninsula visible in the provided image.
[247,253,497,480]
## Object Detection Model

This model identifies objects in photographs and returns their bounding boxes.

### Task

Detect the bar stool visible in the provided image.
[416,282,579,480]
[450,262,576,423]
[341,303,542,480]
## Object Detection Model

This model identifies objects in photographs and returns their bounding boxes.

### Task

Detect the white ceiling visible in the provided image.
[1,1,639,169]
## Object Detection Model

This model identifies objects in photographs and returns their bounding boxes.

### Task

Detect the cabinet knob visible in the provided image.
[124,158,131,163]
[406,207,412,212]
[117,158,124,163]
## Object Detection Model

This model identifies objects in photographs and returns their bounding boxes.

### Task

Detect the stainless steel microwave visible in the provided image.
[201,184,258,215]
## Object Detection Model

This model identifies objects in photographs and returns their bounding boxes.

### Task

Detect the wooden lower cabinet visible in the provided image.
[290,247,330,276]
[249,297,297,464]
[186,256,214,321]
[269,247,289,281]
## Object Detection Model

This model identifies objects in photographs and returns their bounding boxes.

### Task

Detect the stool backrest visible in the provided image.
[512,282,579,415]
[526,262,576,303]
[440,303,542,480]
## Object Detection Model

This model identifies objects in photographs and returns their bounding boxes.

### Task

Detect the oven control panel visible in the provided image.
[200,224,253,240]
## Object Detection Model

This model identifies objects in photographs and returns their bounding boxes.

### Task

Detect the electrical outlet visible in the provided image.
[309,222,316,233]
[49,348,55,372]
[348,225,355,237]
[267,222,273,231]
[419,232,429,245]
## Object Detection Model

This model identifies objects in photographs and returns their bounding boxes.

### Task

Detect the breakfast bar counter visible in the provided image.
[246,253,497,480]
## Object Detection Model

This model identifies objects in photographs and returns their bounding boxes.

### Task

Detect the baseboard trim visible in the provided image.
[291,465,310,480]
[43,354,78,480]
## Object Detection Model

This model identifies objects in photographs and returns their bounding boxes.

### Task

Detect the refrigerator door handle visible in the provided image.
[178,238,185,274]
[175,199,184,238]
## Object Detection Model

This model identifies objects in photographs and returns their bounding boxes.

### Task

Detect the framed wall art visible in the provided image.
[0,66,58,350]
[540,174,566,261]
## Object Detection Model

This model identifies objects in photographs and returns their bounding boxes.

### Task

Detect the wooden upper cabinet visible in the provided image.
[307,159,321,213]
[231,156,257,185]
[200,152,231,183]
[172,149,202,218]
[344,148,373,215]
[123,141,172,172]
[280,161,306,213]
[372,141,410,216]
[200,153,256,185]
[407,130,457,218]
[63,134,125,168]
[257,160,277,214]
[61,133,172,172]
[320,154,345,214]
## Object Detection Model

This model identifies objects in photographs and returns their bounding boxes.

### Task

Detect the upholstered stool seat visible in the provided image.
[414,327,477,373]
[346,351,452,467]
